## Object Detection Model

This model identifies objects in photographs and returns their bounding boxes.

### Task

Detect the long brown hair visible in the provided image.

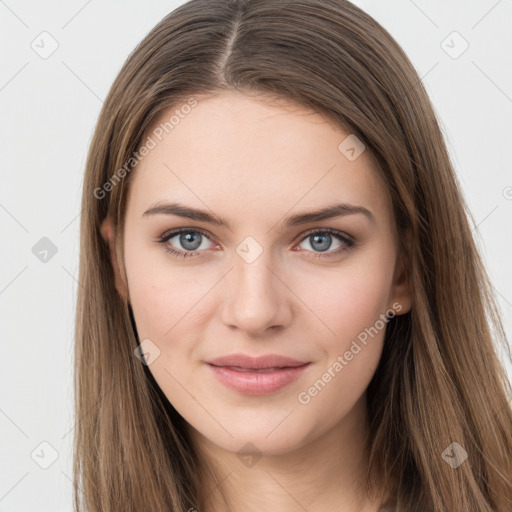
[73,1,512,510]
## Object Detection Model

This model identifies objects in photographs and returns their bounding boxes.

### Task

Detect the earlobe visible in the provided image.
[390,254,413,315]
[100,216,129,302]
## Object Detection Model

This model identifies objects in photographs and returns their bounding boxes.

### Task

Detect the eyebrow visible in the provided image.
[142,201,375,229]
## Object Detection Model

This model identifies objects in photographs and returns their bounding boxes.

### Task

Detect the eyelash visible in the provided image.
[157,227,356,260]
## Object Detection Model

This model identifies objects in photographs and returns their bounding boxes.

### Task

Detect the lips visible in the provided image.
[205,353,311,395]
[205,353,308,370]
[221,366,290,373]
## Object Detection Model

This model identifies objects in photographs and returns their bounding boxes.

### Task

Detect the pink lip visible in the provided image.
[205,353,311,395]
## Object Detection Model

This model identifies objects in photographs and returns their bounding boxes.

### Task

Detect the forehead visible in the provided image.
[127,91,392,228]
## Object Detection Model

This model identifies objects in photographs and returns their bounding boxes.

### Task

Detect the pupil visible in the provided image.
[312,233,331,252]
[181,232,201,250]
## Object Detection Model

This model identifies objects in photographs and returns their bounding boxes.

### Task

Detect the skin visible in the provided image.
[101,90,412,511]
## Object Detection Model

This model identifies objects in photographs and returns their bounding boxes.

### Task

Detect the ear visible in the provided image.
[389,252,413,315]
[100,216,129,302]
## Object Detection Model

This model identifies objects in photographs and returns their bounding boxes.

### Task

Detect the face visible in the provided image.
[104,90,412,457]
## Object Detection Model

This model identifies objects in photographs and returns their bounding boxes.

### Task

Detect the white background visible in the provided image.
[1,0,511,510]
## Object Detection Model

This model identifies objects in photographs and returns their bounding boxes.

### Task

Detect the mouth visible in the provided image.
[205,359,311,395]
[211,365,306,373]
[205,353,309,370]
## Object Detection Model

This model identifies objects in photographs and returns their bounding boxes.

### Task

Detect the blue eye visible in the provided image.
[158,228,214,258]
[157,228,355,259]
[297,228,355,258]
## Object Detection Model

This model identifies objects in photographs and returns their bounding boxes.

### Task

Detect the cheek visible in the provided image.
[124,234,183,339]
[124,225,212,334]
[290,250,395,400]
[298,259,395,345]
[127,267,203,341]
[293,268,392,424]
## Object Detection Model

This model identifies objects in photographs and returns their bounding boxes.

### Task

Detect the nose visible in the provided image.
[220,252,293,336]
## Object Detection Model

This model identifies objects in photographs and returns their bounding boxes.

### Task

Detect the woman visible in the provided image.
[74,1,512,510]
